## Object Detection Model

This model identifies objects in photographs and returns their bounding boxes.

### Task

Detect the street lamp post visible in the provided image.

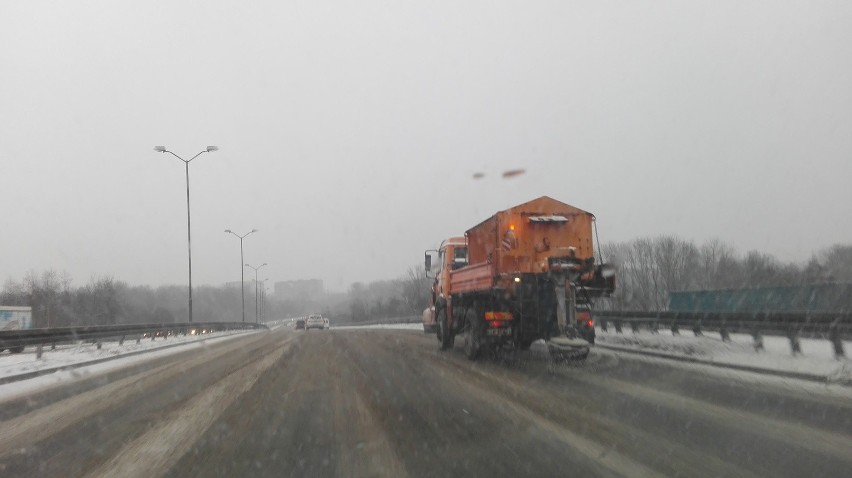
[225,229,258,322]
[259,279,269,323]
[262,287,272,324]
[154,145,218,323]
[245,263,268,324]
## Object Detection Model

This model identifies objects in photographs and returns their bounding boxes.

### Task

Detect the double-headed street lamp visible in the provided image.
[154,145,218,323]
[245,263,268,323]
[225,228,258,322]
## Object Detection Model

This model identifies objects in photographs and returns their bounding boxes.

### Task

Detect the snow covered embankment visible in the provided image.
[0,330,258,388]
[596,328,852,385]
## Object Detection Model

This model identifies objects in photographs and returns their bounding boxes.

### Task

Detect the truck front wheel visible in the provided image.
[437,308,453,350]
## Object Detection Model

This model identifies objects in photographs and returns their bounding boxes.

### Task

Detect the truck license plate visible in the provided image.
[487,328,511,336]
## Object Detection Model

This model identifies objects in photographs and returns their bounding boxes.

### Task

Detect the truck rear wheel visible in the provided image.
[437,308,453,350]
[464,313,482,360]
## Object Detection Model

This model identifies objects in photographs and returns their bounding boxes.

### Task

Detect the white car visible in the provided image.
[305,314,326,330]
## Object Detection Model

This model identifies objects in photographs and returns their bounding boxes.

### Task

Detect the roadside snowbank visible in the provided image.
[596,328,852,384]
[0,330,259,398]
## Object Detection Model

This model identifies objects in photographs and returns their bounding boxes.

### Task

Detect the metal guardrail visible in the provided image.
[594,311,850,357]
[0,321,267,354]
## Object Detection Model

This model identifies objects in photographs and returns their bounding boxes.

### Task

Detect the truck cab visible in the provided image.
[431,236,467,298]
[424,237,467,337]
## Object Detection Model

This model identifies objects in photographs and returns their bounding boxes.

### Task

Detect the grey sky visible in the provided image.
[2,0,851,291]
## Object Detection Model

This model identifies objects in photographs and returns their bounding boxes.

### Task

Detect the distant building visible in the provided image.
[275,279,324,301]
[225,281,244,289]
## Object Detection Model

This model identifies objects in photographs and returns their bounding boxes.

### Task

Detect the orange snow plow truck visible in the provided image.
[424,196,615,361]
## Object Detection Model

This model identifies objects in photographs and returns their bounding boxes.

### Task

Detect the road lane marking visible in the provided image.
[569,372,852,464]
[409,337,762,478]
[85,339,290,478]
[0,332,272,459]
[330,333,410,478]
[432,362,666,478]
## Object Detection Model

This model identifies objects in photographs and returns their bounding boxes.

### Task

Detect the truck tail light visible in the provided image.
[484,311,513,321]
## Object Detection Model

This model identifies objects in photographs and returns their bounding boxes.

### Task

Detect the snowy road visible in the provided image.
[0,327,850,477]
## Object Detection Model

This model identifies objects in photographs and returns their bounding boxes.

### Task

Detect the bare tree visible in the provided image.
[400,266,431,315]
[602,236,804,311]
[604,238,667,310]
[654,235,700,293]
[812,244,852,283]
[696,238,738,289]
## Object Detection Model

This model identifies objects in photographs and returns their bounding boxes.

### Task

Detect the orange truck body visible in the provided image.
[452,196,598,295]
[425,196,615,358]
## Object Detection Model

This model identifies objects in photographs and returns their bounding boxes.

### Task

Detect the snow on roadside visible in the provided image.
[300,321,852,385]
[331,323,423,331]
[595,327,852,384]
[0,330,260,401]
[265,320,289,330]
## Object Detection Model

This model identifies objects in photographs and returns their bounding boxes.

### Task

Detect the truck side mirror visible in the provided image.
[425,253,432,272]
